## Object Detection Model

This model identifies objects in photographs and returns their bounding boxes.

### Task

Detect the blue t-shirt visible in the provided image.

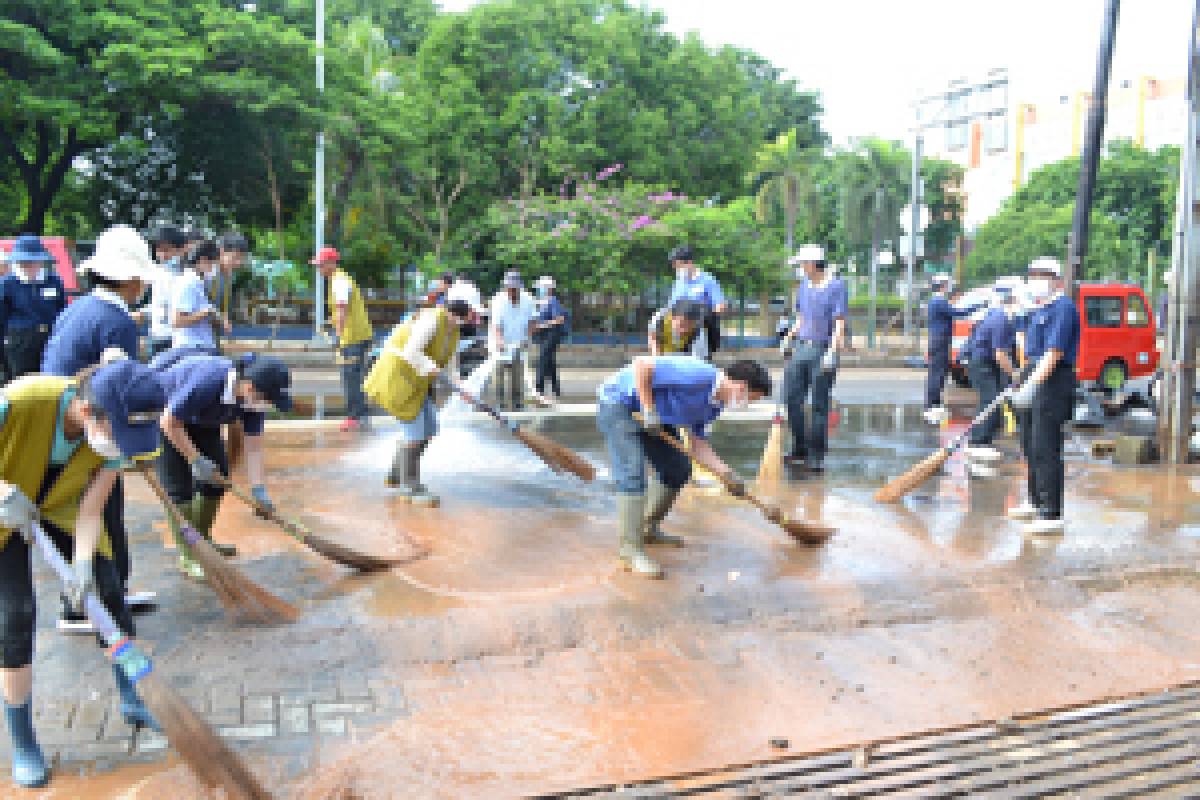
[536,295,565,324]
[927,294,977,343]
[154,355,266,435]
[0,271,67,335]
[598,355,722,438]
[793,277,848,345]
[1025,294,1081,367]
[667,270,725,311]
[970,308,1016,364]
[41,293,139,377]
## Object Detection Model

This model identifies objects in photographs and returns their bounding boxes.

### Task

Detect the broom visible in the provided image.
[219,478,420,571]
[226,419,245,472]
[874,389,1013,504]
[139,468,299,625]
[28,520,272,800]
[755,399,786,489]
[638,418,835,545]
[440,377,595,481]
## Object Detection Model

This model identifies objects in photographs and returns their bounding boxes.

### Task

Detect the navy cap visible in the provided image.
[88,361,167,461]
[9,234,53,263]
[668,245,694,264]
[243,356,292,412]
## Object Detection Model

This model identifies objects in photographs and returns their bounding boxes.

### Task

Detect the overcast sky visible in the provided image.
[436,0,1194,143]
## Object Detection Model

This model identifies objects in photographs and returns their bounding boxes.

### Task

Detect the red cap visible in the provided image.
[310,246,340,265]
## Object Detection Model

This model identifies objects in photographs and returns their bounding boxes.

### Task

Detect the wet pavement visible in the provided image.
[6,380,1200,798]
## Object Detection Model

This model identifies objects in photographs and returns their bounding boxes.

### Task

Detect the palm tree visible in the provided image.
[750,128,823,258]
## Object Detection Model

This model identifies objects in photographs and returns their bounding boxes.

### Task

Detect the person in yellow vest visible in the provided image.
[0,359,166,787]
[647,299,708,358]
[312,247,375,433]
[364,299,472,506]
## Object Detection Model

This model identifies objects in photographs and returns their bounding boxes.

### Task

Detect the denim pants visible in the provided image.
[397,395,438,443]
[596,400,692,495]
[493,351,524,410]
[340,341,370,421]
[784,341,837,461]
[926,340,951,408]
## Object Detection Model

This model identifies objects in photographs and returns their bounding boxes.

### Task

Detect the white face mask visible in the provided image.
[1028,278,1052,301]
[676,266,691,281]
[85,422,122,460]
[728,386,751,410]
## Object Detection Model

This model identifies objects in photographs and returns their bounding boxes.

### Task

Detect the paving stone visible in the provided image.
[278,687,337,706]
[314,716,347,736]
[312,702,373,716]
[280,705,311,735]
[220,723,278,740]
[244,693,277,724]
[338,678,372,701]
[135,732,169,753]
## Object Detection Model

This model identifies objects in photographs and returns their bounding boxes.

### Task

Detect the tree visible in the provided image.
[750,128,823,258]
[836,139,911,266]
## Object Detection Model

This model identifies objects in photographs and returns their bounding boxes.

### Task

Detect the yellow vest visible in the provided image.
[329,268,374,346]
[363,308,459,421]
[654,313,695,354]
[0,377,112,557]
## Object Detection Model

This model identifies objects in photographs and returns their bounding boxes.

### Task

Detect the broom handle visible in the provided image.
[946,389,1014,452]
[440,377,517,431]
[29,520,124,646]
[219,479,310,545]
[138,468,205,548]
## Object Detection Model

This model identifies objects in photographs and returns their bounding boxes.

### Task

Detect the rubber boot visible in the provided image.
[168,511,205,580]
[385,441,407,489]
[190,495,236,557]
[3,701,48,788]
[618,494,663,578]
[112,664,161,732]
[407,442,438,508]
[642,478,683,547]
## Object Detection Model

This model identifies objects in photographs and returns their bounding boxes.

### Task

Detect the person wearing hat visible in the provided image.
[1007,257,1080,536]
[214,231,250,321]
[648,298,708,359]
[313,247,375,433]
[150,350,292,578]
[170,239,229,356]
[138,224,188,359]
[0,235,66,379]
[364,299,473,505]
[780,244,847,473]
[489,270,537,411]
[597,355,773,578]
[667,245,726,358]
[0,359,167,787]
[531,275,568,403]
[963,289,1019,478]
[923,273,979,424]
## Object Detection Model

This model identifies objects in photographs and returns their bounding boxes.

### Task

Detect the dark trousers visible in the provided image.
[967,359,1005,446]
[785,341,836,462]
[493,352,524,410]
[925,340,951,408]
[158,424,228,505]
[340,341,370,421]
[1018,364,1076,520]
[534,332,562,396]
[146,336,173,360]
[3,327,50,379]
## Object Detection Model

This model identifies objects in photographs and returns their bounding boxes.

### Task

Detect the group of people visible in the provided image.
[0,225,293,788]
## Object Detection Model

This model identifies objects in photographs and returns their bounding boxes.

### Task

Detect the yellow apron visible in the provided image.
[363,308,459,421]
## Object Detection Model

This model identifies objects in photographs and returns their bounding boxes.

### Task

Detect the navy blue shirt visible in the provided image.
[536,295,565,324]
[1025,295,1081,367]
[0,270,67,336]
[154,355,266,435]
[41,292,139,376]
[927,295,974,343]
[793,277,848,345]
[598,355,722,438]
[970,308,1016,364]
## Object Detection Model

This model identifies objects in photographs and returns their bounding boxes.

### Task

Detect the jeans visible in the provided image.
[340,341,370,421]
[596,400,692,495]
[534,331,563,397]
[926,340,951,408]
[493,351,524,410]
[1022,364,1076,520]
[397,395,438,443]
[967,359,1006,446]
[784,341,837,462]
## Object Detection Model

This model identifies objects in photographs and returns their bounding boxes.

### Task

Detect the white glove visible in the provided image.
[642,407,666,436]
[779,339,792,357]
[1009,380,1038,410]
[820,349,839,372]
[0,483,36,540]
[67,557,95,611]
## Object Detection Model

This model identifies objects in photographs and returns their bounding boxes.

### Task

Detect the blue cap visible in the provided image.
[88,361,167,460]
[8,234,53,263]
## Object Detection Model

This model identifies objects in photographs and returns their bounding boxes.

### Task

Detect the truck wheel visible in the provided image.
[1099,359,1128,392]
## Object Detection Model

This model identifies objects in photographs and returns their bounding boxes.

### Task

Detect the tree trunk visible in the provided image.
[5,124,83,235]
[758,289,772,337]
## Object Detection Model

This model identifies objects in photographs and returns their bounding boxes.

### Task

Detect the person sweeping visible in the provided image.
[364,299,473,506]
[0,359,166,787]
[596,354,772,578]
[150,350,293,579]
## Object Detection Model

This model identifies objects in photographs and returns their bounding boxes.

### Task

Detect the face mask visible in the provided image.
[1028,278,1051,301]
[85,422,122,460]
[728,386,751,410]
[676,267,690,281]
[537,286,549,298]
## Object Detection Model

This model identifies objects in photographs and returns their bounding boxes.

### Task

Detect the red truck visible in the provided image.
[951,282,1159,391]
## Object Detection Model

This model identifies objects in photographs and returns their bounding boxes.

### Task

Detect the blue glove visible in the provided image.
[250,484,274,516]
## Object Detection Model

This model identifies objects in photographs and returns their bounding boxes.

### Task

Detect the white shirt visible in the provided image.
[396,309,442,377]
[489,290,536,354]
[331,273,353,305]
[145,262,179,339]
[170,267,216,349]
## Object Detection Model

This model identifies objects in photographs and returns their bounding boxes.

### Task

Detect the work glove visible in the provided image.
[763,504,785,524]
[820,349,839,372]
[779,339,792,359]
[66,557,95,612]
[1009,380,1038,410]
[190,455,221,488]
[723,472,748,498]
[641,407,666,437]
[0,483,37,540]
[250,484,275,518]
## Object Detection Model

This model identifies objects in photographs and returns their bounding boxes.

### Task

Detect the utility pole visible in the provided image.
[868,186,883,350]
[907,134,922,350]
[313,0,326,341]
[1065,0,1120,291]
[1159,0,1200,464]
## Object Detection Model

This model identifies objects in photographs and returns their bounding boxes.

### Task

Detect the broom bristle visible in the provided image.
[303,532,426,571]
[782,519,836,544]
[756,416,785,488]
[874,448,952,504]
[514,428,596,481]
[188,537,299,625]
[139,673,273,800]
[226,420,245,472]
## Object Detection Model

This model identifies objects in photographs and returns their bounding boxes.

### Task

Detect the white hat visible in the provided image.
[931,272,953,286]
[79,225,158,282]
[534,275,555,289]
[787,244,825,266]
[502,270,523,289]
[446,279,483,312]
[1027,257,1063,277]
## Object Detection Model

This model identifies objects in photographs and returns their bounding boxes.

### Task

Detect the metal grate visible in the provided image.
[535,684,1200,798]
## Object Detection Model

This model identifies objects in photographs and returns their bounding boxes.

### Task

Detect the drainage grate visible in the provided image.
[535,683,1200,798]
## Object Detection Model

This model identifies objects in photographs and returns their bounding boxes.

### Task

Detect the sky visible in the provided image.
[436,0,1194,144]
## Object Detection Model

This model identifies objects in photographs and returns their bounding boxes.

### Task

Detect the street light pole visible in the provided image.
[313,0,326,341]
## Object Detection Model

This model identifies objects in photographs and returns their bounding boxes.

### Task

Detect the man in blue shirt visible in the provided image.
[924,273,977,424]
[597,355,772,578]
[0,235,66,378]
[667,245,726,358]
[531,275,568,403]
[964,290,1019,476]
[152,351,291,579]
[1008,258,1080,536]
[780,244,847,473]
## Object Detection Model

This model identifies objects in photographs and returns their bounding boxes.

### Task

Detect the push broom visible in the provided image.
[874,389,1012,504]
[140,468,299,625]
[439,377,595,481]
[755,395,786,490]
[219,478,422,571]
[28,519,272,799]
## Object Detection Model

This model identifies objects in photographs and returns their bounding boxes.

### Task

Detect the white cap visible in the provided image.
[446,279,483,312]
[787,244,825,266]
[931,272,953,286]
[79,225,158,282]
[534,275,555,289]
[1027,257,1063,277]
